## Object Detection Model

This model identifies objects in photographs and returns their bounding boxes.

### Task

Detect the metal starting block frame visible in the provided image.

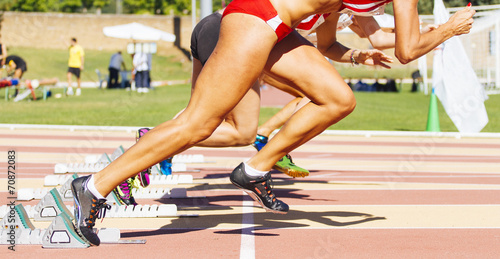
[0,204,36,244]
[1,202,184,219]
[18,173,78,201]
[42,212,88,248]
[34,188,74,221]
[54,151,112,174]
[0,207,144,247]
[41,212,145,248]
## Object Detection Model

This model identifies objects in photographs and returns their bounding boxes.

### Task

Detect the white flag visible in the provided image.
[432,0,488,133]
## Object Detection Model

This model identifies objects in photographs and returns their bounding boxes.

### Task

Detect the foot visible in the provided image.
[76,88,81,96]
[135,128,152,187]
[136,127,172,176]
[230,163,289,214]
[71,176,111,246]
[112,178,137,205]
[273,154,310,178]
[252,134,268,151]
[160,157,172,175]
[67,87,74,96]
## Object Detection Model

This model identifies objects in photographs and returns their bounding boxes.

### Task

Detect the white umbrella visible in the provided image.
[103,22,176,42]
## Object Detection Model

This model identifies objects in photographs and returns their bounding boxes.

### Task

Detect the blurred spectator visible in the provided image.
[133,52,149,93]
[5,55,27,97]
[0,40,7,66]
[411,70,422,92]
[67,38,85,96]
[108,51,127,88]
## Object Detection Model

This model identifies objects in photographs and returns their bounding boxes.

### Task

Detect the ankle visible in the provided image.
[87,175,106,199]
[243,162,268,177]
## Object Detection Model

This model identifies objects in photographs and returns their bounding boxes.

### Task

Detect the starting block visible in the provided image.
[42,212,89,248]
[109,145,125,161]
[34,188,74,221]
[57,174,78,201]
[148,174,194,185]
[54,147,124,174]
[172,154,205,163]
[54,161,109,174]
[19,173,77,201]
[0,204,38,244]
[45,174,75,186]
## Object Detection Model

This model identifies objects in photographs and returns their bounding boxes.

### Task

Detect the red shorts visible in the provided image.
[222,0,292,42]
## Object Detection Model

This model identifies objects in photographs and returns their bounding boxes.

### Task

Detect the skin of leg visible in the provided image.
[93,13,278,196]
[195,80,261,147]
[257,71,309,137]
[77,76,81,89]
[66,72,72,87]
[188,54,261,147]
[247,31,356,171]
[256,96,302,138]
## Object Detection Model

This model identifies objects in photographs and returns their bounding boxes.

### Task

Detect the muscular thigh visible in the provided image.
[263,31,350,106]
[184,13,277,123]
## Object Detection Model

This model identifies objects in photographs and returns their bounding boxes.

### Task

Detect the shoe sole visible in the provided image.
[230,179,287,215]
[273,165,310,178]
[70,182,92,246]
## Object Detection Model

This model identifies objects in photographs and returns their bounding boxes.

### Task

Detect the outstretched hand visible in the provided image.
[356,49,393,69]
[447,4,475,36]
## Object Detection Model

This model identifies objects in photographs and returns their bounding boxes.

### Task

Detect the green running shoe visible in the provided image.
[273,154,309,178]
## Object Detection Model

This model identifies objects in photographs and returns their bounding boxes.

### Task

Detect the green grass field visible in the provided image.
[4,47,192,82]
[1,47,498,132]
[1,84,499,132]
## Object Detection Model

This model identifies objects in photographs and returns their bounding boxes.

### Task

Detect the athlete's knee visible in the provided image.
[337,91,356,116]
[234,130,257,146]
[186,117,224,144]
[323,87,356,120]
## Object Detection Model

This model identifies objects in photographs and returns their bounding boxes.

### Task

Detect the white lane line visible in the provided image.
[240,194,255,259]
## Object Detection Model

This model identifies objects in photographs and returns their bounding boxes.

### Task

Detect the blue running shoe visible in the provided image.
[252,134,268,151]
[160,157,173,175]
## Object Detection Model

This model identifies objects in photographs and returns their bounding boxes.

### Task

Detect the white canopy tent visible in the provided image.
[103,22,176,42]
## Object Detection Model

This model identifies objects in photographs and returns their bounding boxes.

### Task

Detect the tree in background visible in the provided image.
[9,0,59,12]
[385,0,500,15]
[0,0,16,11]
[60,0,83,12]
[81,0,110,12]
[3,0,500,14]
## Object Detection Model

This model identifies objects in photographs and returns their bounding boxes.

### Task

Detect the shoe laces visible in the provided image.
[130,176,142,190]
[253,174,277,202]
[86,198,111,228]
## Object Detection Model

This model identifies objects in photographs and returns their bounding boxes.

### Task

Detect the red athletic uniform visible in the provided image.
[224,0,393,42]
[222,0,292,42]
[340,0,393,15]
[296,0,393,34]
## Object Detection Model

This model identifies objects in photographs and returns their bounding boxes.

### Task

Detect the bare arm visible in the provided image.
[80,53,85,70]
[392,0,474,64]
[316,13,393,68]
[351,16,395,50]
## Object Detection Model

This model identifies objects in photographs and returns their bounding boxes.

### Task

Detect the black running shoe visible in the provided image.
[71,176,111,246]
[230,163,289,214]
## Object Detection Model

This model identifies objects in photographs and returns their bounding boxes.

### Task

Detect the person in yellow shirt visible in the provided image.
[67,38,84,96]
